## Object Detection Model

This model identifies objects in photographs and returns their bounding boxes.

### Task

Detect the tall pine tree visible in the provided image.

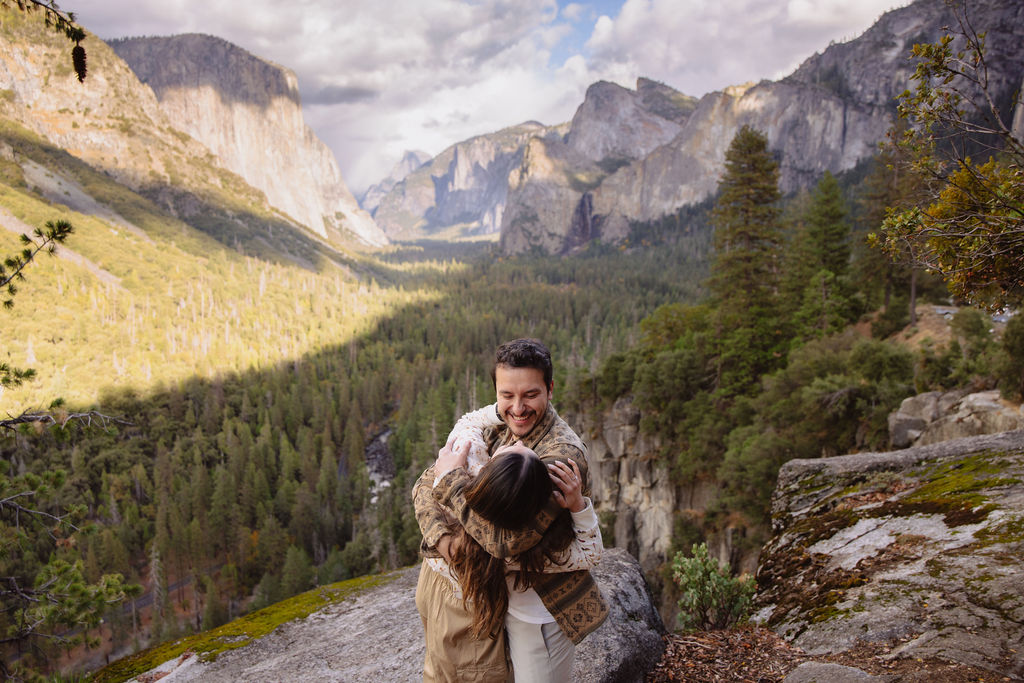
[855,148,919,321]
[708,125,784,395]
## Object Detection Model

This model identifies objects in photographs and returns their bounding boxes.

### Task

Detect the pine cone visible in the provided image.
[72,43,87,83]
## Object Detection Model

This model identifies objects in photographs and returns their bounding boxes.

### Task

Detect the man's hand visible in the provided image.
[549,459,585,513]
[435,439,470,478]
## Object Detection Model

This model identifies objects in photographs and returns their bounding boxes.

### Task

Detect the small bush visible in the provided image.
[871,299,910,339]
[671,542,755,631]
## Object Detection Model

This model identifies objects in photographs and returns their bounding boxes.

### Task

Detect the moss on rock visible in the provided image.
[89,572,396,683]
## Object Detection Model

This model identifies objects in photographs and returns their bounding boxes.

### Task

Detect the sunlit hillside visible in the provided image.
[0,149,439,414]
[0,7,443,416]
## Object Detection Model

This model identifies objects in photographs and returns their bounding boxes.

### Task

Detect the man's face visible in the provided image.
[495,364,552,438]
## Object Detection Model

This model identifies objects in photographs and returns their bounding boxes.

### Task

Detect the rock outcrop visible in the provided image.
[754,430,1024,679]
[114,549,665,683]
[110,34,387,247]
[889,389,1024,448]
[566,80,690,163]
[568,397,763,625]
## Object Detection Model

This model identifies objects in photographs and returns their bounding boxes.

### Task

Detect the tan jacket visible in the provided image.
[414,403,609,644]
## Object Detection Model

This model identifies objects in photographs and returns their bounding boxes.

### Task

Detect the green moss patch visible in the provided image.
[89,572,396,683]
[755,546,868,629]
[904,454,1018,506]
[789,507,862,547]
[974,514,1024,547]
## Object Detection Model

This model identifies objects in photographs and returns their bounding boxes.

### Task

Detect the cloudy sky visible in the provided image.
[68,0,909,195]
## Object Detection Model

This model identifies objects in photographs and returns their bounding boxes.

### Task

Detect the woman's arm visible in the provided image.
[416,404,501,556]
[444,404,501,477]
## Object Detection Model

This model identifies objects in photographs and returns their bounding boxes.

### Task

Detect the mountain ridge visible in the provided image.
[369,0,1024,255]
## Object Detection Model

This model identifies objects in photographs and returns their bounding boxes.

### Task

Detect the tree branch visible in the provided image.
[0,409,132,432]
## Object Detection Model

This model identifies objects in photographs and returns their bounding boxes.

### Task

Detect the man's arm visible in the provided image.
[412,464,453,557]
[432,441,589,558]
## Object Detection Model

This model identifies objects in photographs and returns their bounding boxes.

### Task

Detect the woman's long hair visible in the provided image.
[448,448,575,639]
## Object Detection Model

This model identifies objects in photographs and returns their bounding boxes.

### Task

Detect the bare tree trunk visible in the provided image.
[884,269,893,310]
[909,268,918,325]
[821,274,828,333]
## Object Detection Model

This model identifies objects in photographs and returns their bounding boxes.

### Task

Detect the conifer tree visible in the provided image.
[805,171,850,277]
[280,545,314,598]
[857,146,925,325]
[149,542,168,638]
[200,575,227,630]
[787,172,858,339]
[708,125,784,394]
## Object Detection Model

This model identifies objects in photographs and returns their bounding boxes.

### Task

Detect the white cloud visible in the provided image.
[562,3,586,21]
[67,0,908,193]
[579,0,908,96]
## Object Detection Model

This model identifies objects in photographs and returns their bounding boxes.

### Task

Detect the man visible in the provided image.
[414,338,609,682]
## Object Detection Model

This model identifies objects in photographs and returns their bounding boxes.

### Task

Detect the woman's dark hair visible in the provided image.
[449,447,574,639]
[465,445,552,529]
[490,338,553,389]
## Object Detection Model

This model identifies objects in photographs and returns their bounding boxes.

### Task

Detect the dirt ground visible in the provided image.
[647,627,1017,682]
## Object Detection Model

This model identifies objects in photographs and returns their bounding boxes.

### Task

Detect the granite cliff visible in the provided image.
[505,0,1024,254]
[0,9,374,264]
[359,149,431,216]
[567,396,763,624]
[109,34,386,247]
[372,120,565,240]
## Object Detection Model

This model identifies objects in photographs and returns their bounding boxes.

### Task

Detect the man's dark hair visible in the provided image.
[491,338,553,388]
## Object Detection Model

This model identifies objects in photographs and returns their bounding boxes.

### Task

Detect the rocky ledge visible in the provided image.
[754,430,1024,679]
[102,548,664,683]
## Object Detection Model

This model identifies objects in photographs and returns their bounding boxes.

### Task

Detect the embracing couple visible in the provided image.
[413,338,609,681]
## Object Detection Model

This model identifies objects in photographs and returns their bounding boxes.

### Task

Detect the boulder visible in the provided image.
[576,548,667,682]
[783,662,894,683]
[888,389,1024,448]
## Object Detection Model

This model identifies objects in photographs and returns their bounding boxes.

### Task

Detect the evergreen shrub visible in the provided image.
[671,542,755,631]
[871,297,910,338]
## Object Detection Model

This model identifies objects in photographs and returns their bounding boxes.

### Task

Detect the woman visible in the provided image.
[423,405,601,682]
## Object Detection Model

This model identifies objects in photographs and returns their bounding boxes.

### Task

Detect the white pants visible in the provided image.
[505,614,575,682]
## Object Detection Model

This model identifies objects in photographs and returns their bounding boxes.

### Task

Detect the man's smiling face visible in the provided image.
[495,364,552,438]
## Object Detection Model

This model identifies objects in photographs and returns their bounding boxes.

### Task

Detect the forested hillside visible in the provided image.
[566,120,1023,591]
